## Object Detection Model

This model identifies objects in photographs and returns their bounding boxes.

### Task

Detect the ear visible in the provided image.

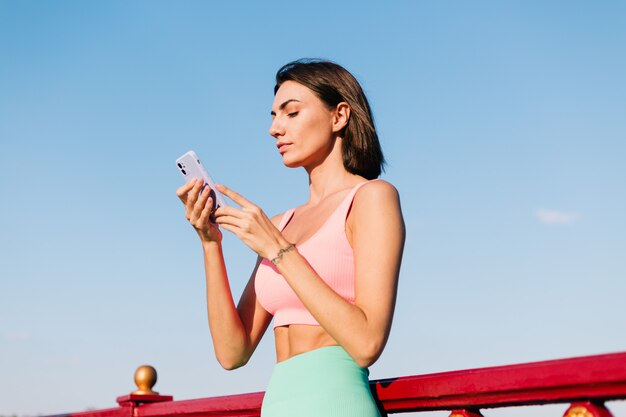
[331,102,350,133]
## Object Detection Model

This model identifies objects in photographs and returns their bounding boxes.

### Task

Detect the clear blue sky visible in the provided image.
[1,1,625,416]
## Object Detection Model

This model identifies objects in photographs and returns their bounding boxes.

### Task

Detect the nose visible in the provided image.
[269,117,285,138]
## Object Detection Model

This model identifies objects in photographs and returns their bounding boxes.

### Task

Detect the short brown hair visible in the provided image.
[274,59,385,179]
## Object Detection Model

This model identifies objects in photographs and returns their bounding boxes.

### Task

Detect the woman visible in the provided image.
[176,59,405,416]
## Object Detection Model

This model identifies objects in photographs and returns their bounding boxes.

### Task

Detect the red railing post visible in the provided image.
[115,365,173,408]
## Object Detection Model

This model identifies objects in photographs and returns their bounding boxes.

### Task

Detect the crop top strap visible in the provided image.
[346,179,380,208]
[277,208,296,231]
[348,179,378,200]
[329,179,380,227]
[277,179,379,234]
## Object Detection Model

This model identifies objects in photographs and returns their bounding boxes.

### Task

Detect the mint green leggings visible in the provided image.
[261,346,382,417]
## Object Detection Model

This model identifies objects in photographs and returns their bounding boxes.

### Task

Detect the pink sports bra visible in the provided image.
[254,181,373,328]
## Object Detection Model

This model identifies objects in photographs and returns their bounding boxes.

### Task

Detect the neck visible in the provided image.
[304,138,363,205]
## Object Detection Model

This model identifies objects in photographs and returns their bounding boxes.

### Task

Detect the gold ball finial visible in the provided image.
[132,365,159,395]
[564,406,594,417]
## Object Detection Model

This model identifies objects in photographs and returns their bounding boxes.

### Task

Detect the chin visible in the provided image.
[281,153,304,168]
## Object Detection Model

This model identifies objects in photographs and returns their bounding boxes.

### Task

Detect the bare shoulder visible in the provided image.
[353,179,401,210]
[347,179,405,252]
[348,179,403,232]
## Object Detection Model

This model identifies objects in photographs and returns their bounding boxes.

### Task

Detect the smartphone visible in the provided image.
[176,150,227,212]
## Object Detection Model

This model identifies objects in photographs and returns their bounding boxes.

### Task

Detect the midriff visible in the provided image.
[274,324,338,363]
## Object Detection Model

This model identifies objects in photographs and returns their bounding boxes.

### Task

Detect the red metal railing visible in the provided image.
[46,351,626,417]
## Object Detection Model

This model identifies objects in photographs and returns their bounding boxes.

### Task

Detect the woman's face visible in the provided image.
[270,81,337,169]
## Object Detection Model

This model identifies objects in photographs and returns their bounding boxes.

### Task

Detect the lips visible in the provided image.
[277,142,291,154]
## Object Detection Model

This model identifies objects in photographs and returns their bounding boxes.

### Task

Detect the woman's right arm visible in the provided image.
[177,179,273,370]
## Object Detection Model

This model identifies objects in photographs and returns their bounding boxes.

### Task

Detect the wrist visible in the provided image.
[270,243,296,265]
[197,228,222,246]
[202,240,222,252]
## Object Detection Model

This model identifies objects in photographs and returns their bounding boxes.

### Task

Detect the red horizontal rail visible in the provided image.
[45,351,626,417]
[136,392,264,417]
[373,351,626,413]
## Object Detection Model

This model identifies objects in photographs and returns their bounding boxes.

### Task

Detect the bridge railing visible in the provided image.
[45,351,626,417]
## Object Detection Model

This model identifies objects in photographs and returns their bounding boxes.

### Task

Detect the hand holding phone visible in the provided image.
[176,150,227,213]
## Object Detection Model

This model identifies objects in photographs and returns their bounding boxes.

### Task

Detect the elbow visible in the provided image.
[353,339,384,368]
[215,347,250,371]
[219,360,244,371]
[354,353,379,369]
[217,354,248,370]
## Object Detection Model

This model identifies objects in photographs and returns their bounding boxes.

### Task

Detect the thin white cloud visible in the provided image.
[535,209,581,225]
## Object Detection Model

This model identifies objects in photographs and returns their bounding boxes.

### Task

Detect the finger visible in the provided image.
[213,205,244,219]
[176,180,196,203]
[215,184,253,208]
[218,222,239,236]
[214,214,246,228]
[184,179,204,219]
[192,183,212,218]
[186,179,204,210]
[196,196,214,226]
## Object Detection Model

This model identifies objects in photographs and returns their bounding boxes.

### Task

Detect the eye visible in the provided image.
[287,111,299,118]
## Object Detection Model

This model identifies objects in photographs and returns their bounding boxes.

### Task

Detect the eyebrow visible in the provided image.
[270,99,301,116]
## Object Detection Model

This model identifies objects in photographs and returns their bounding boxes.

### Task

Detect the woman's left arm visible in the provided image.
[214,181,405,368]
